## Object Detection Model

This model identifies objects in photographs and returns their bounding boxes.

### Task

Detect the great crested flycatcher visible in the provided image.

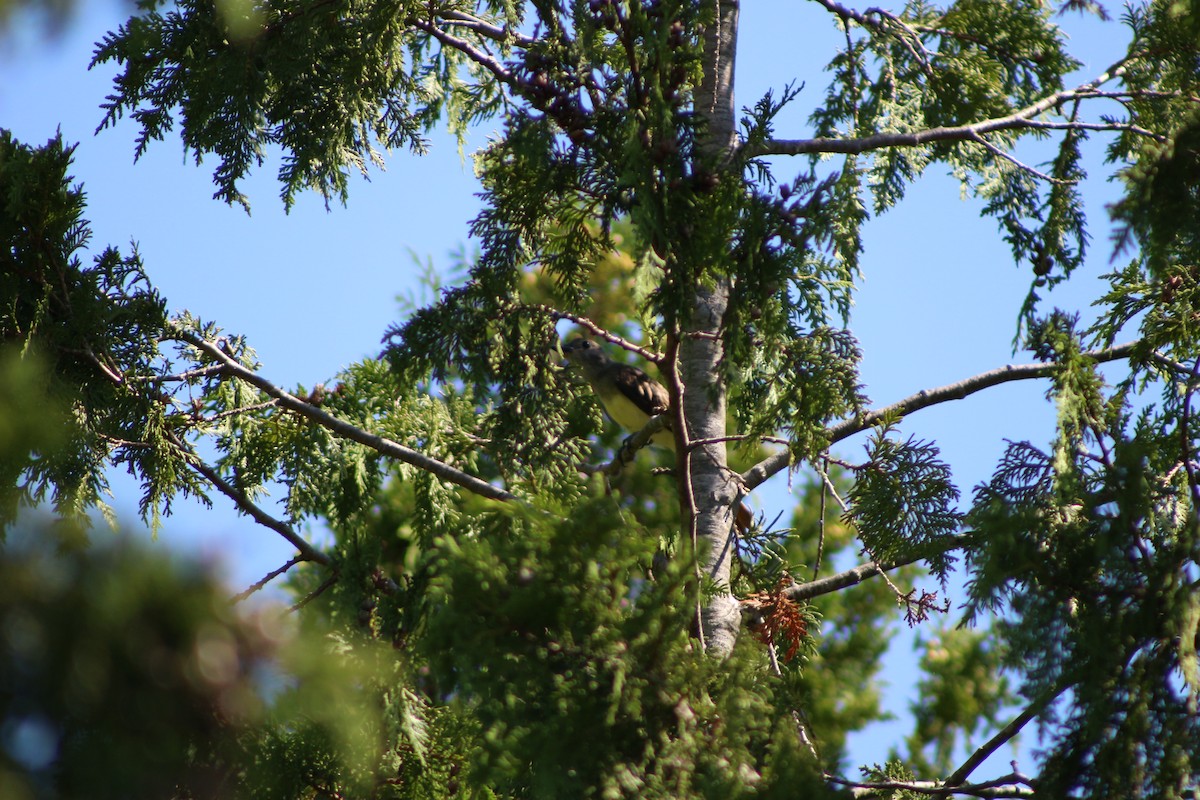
[561,337,675,450]
[562,337,753,531]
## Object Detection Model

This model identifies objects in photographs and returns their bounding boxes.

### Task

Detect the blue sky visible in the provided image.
[3,0,1136,775]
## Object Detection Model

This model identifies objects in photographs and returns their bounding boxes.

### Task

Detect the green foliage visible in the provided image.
[0,130,189,529]
[965,336,1200,797]
[735,326,865,461]
[418,490,835,798]
[0,353,69,525]
[1110,2,1200,266]
[12,0,1200,795]
[93,0,509,210]
[809,0,1087,330]
[0,520,478,800]
[847,428,961,583]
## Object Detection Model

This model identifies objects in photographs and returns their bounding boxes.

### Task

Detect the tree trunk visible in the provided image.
[685,0,740,658]
[694,0,739,157]
[679,285,742,657]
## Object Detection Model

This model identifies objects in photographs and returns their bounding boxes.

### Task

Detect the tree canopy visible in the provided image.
[4,0,1200,797]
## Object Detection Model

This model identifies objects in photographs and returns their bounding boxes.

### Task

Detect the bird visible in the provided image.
[561,336,753,532]
[561,337,675,450]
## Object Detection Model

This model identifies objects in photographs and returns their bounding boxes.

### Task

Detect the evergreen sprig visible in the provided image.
[846,427,961,584]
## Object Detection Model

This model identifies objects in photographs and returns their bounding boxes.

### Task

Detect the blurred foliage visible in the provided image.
[904,629,1014,776]
[0,0,77,37]
[0,524,268,800]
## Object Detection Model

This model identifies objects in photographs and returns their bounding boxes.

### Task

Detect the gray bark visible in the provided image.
[680,285,742,657]
[695,0,740,155]
[685,0,741,657]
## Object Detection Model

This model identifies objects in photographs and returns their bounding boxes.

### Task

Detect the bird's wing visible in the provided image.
[611,364,671,417]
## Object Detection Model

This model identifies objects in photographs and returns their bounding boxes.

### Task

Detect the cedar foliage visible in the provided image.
[4,0,1200,797]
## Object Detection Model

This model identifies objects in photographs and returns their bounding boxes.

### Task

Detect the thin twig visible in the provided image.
[814,456,828,579]
[970,133,1070,184]
[290,572,340,612]
[233,556,305,603]
[1015,118,1159,138]
[815,465,909,602]
[197,399,280,424]
[529,303,665,363]
[123,363,227,384]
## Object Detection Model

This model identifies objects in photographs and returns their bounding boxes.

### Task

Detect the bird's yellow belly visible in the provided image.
[597,389,675,450]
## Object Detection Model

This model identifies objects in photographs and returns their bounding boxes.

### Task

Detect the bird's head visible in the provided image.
[560,337,612,382]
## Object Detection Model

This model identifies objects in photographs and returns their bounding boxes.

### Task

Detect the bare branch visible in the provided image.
[410,17,516,85]
[290,572,339,613]
[173,329,517,503]
[775,536,965,604]
[232,556,305,603]
[741,341,1139,491]
[827,772,1035,798]
[828,340,1138,443]
[688,434,790,448]
[946,687,1063,787]
[184,452,332,566]
[438,9,534,49]
[740,61,1165,160]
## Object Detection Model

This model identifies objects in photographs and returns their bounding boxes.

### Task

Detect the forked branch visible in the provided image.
[174,329,516,503]
[945,686,1064,787]
[740,61,1169,161]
